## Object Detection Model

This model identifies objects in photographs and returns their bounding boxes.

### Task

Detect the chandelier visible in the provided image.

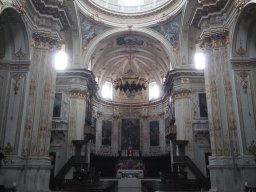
[113,69,148,93]
[112,50,148,94]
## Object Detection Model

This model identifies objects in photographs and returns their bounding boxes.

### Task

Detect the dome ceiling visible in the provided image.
[88,0,170,14]
[75,0,185,27]
[91,32,170,87]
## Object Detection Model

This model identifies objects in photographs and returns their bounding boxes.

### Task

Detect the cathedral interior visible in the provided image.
[0,0,256,192]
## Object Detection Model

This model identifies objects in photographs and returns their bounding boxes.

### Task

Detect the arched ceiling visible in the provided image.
[91,32,170,87]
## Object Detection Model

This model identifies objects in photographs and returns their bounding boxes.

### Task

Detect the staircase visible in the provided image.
[173,155,206,181]
[54,156,87,180]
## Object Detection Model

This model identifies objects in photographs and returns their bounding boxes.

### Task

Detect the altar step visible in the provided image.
[118,178,141,192]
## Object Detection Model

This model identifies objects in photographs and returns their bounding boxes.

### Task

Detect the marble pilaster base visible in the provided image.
[209,156,256,192]
[0,156,51,192]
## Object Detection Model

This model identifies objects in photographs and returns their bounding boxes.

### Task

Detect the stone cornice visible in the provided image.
[0,63,30,71]
[231,58,256,69]
[163,69,204,95]
[30,0,70,31]
[191,0,229,28]
[200,30,229,49]
[57,69,99,96]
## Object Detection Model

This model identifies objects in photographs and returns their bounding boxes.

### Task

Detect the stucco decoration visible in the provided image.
[152,13,182,49]
[80,13,109,49]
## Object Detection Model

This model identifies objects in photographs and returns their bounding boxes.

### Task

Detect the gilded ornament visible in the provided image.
[173,89,192,99]
[235,0,248,10]
[69,89,87,99]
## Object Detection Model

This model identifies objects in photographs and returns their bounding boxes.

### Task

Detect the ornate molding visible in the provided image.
[173,89,192,99]
[239,71,249,94]
[112,114,120,120]
[191,0,229,27]
[69,89,87,99]
[0,63,30,70]
[158,112,165,118]
[32,32,61,49]
[200,30,229,49]
[57,69,99,96]
[163,69,204,95]
[231,59,256,69]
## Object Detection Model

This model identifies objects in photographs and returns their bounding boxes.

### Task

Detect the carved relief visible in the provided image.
[239,71,249,94]
[210,81,217,100]
[224,80,232,97]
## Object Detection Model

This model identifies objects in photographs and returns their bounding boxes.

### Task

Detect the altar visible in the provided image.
[116,169,144,179]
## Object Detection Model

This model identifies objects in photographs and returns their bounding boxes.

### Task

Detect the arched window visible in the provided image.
[149,82,160,100]
[101,81,113,100]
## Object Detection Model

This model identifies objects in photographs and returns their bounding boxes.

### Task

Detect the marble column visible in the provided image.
[201,30,256,192]
[67,89,87,159]
[173,90,194,157]
[19,33,58,192]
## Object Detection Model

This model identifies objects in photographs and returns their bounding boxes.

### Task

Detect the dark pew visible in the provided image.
[141,180,202,192]
[51,180,118,192]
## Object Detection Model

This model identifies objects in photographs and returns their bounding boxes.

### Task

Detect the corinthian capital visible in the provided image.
[32,32,61,49]
[200,30,229,49]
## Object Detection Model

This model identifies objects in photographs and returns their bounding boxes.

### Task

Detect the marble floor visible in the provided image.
[118,178,141,192]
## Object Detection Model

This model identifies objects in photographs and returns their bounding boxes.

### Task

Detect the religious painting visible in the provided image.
[53,93,62,117]
[116,35,144,46]
[199,93,208,117]
[121,119,140,150]
[150,121,159,146]
[79,13,109,48]
[152,13,182,48]
[102,120,112,146]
